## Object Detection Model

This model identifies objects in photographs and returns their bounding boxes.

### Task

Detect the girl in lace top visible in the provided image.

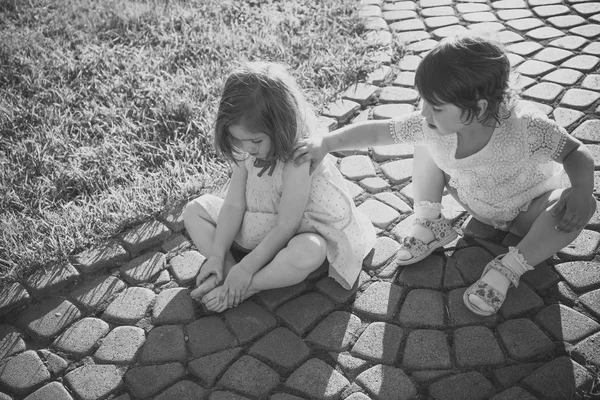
[184,62,376,312]
[293,33,596,316]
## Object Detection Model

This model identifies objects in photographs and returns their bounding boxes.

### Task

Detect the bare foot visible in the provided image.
[202,286,229,313]
[190,275,218,302]
[201,285,259,313]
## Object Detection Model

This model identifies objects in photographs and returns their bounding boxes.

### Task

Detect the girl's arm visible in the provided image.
[556,136,595,192]
[210,161,248,260]
[293,119,397,173]
[552,135,596,231]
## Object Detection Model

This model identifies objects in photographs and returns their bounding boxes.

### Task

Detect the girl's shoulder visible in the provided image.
[511,101,551,122]
[390,111,426,143]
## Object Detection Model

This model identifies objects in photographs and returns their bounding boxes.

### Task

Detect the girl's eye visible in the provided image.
[432,107,442,112]
[251,140,262,144]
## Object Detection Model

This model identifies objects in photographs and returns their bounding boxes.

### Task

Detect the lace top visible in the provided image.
[390,102,568,229]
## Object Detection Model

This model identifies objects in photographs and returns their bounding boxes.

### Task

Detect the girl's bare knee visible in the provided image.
[286,233,327,270]
[183,197,213,226]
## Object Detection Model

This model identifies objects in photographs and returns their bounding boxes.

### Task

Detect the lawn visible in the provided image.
[0,0,382,282]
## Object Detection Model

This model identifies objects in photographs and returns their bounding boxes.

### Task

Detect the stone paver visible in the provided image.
[17,297,82,343]
[3,2,600,400]
[189,347,243,386]
[63,364,123,400]
[124,362,185,399]
[120,219,171,254]
[0,350,50,396]
[497,318,554,361]
[71,239,128,275]
[69,274,126,313]
[23,261,80,299]
[352,321,404,365]
[93,325,146,365]
[139,324,187,364]
[218,355,280,398]
[52,317,109,358]
[353,281,404,320]
[286,358,350,400]
[397,288,445,328]
[454,326,505,367]
[402,329,451,370]
[521,356,594,400]
[0,325,25,360]
[23,382,73,400]
[428,371,496,400]
[119,251,166,284]
[186,316,238,358]
[152,287,195,325]
[169,250,205,286]
[306,311,362,352]
[102,286,155,324]
[356,364,417,400]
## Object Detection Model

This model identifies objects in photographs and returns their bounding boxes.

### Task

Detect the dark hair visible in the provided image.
[415,32,518,126]
[214,62,315,164]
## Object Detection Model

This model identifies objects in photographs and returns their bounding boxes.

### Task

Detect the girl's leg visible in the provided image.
[396,145,452,262]
[183,196,237,300]
[467,189,596,313]
[203,233,327,312]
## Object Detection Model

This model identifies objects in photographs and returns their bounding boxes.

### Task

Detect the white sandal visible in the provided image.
[396,215,458,266]
[463,248,533,316]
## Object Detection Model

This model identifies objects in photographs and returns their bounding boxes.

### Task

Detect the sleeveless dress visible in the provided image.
[197,154,376,290]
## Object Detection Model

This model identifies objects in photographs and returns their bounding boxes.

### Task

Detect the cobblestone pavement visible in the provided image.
[2,1,600,399]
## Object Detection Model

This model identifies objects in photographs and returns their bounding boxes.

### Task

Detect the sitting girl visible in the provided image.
[293,33,596,316]
[184,62,376,312]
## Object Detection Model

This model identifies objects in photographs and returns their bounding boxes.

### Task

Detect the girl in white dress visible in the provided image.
[184,62,376,313]
[293,33,596,316]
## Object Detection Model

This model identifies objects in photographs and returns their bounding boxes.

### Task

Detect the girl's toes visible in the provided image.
[468,295,494,313]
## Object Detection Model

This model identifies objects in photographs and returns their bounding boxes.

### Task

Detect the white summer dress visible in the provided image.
[196,154,376,290]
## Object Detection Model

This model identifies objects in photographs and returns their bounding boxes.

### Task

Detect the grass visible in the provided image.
[0,0,388,283]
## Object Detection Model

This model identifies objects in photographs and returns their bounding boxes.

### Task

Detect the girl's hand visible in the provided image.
[196,256,224,287]
[292,136,328,174]
[551,187,596,232]
[219,265,253,308]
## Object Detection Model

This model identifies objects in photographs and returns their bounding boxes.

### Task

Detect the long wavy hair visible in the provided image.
[214,62,316,164]
[415,32,519,127]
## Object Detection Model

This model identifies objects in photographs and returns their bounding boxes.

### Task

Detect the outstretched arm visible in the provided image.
[292,119,396,173]
[219,161,312,306]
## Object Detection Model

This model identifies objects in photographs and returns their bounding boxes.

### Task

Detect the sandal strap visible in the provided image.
[414,216,455,243]
[485,256,521,288]
[400,235,428,253]
[465,280,505,313]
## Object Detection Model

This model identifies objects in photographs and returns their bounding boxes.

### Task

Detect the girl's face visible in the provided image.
[420,100,468,136]
[228,123,272,160]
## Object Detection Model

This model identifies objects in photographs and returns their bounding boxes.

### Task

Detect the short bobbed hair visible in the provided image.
[214,62,315,164]
[415,32,518,126]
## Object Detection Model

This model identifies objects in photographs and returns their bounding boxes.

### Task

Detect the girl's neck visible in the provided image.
[455,120,496,159]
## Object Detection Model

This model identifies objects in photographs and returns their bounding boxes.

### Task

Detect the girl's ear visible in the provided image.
[477,99,489,119]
